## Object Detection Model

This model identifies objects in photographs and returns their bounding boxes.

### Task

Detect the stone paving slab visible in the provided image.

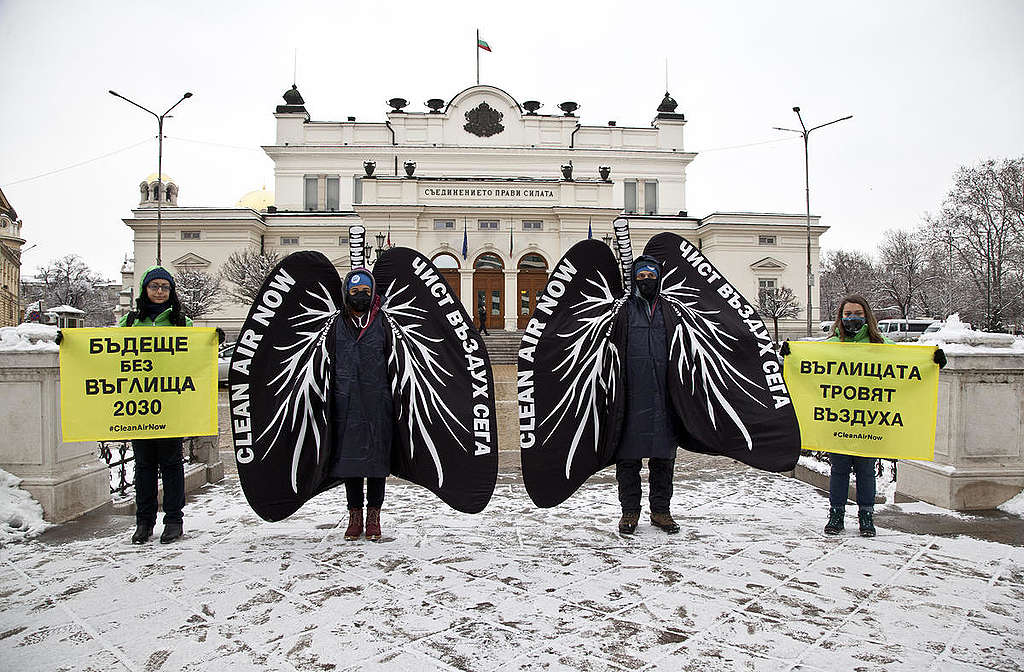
[2,454,1023,672]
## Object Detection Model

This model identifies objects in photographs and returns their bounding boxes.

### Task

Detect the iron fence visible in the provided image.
[97,437,199,499]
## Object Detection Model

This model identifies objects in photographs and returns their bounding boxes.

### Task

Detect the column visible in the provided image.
[503,269,518,331]
[460,268,474,315]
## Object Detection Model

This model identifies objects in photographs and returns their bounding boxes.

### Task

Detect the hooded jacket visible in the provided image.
[118,265,193,327]
[616,254,677,461]
[329,268,394,479]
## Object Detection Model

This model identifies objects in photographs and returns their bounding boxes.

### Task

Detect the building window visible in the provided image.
[478,219,499,230]
[281,236,299,246]
[644,180,658,215]
[759,235,777,246]
[624,180,637,214]
[434,219,456,230]
[303,177,318,211]
[326,177,340,211]
[758,278,777,293]
[339,236,349,246]
[522,220,542,231]
[180,231,200,240]
[353,175,362,205]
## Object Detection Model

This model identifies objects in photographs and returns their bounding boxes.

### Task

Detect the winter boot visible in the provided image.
[858,509,876,537]
[650,512,680,534]
[159,521,183,544]
[618,511,640,534]
[131,522,154,544]
[824,507,845,535]
[344,508,363,541]
[365,508,382,541]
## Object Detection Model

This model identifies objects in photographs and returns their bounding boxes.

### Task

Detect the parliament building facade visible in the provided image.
[120,83,826,336]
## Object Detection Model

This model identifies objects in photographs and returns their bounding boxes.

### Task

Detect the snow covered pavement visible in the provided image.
[2,458,1022,671]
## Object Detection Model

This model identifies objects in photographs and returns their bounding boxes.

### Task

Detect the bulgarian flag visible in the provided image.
[478,37,491,52]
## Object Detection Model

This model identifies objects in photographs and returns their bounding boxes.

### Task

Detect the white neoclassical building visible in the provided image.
[121,83,826,336]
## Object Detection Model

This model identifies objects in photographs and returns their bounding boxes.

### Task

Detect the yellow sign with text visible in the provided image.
[59,327,218,441]
[783,342,939,460]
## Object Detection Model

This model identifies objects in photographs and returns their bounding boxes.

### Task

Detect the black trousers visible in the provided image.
[478,315,489,334]
[616,458,674,514]
[133,438,185,526]
[344,477,386,509]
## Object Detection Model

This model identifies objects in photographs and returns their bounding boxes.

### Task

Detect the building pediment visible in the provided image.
[750,256,787,271]
[170,252,211,269]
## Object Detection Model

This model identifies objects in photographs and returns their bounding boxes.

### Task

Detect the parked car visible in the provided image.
[218,342,235,385]
[877,319,936,341]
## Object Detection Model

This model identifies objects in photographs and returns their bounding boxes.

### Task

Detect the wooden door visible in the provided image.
[440,270,461,299]
[517,272,548,329]
[473,271,504,330]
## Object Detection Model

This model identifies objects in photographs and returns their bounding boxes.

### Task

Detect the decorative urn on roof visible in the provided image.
[558,101,579,117]
[425,98,445,113]
[523,100,542,115]
[387,98,409,113]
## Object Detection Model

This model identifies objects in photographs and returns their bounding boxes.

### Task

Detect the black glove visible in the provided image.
[54,329,63,345]
[779,341,791,357]
[933,347,947,369]
[215,327,226,345]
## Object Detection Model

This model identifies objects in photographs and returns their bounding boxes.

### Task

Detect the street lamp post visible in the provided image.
[109,90,193,266]
[774,107,852,337]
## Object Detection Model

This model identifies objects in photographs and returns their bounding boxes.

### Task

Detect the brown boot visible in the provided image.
[365,507,381,541]
[344,508,363,541]
[650,512,680,534]
[618,511,640,534]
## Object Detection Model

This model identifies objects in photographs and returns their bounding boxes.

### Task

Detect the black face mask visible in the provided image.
[841,315,866,336]
[637,278,659,301]
[346,290,371,313]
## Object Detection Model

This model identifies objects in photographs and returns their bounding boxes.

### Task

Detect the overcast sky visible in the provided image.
[2,0,1022,278]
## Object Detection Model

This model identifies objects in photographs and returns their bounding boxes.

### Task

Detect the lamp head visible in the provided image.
[183,92,193,99]
[792,106,800,113]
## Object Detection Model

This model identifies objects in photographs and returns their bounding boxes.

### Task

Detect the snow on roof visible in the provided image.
[46,305,86,314]
[0,323,59,352]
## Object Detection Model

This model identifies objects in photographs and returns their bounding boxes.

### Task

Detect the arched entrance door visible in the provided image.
[473,252,504,330]
[431,252,461,299]
[517,253,549,329]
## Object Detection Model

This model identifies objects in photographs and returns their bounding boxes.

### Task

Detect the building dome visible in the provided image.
[145,173,175,184]
[236,186,274,211]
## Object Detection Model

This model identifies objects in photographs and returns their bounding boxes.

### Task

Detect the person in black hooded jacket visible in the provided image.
[329,268,394,541]
[616,255,680,535]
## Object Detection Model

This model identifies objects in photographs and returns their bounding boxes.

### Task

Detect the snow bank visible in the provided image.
[0,323,60,352]
[0,468,51,545]
[998,489,1024,516]
[917,314,1023,354]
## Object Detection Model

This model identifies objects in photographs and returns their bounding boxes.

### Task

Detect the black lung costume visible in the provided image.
[518,221,801,508]
[229,228,498,522]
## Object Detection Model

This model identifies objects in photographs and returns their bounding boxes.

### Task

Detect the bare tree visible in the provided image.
[874,229,933,320]
[26,254,112,325]
[818,249,879,319]
[925,157,1024,330]
[758,286,801,343]
[174,268,223,320]
[218,246,282,305]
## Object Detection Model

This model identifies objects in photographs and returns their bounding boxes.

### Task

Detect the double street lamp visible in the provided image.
[774,107,852,337]
[109,90,193,266]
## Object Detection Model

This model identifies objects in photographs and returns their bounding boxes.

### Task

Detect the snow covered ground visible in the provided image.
[1,456,1022,672]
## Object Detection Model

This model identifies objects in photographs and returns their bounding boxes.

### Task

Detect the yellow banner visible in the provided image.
[59,327,218,441]
[783,342,939,460]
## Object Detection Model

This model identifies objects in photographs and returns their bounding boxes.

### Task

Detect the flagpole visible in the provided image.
[476,29,480,85]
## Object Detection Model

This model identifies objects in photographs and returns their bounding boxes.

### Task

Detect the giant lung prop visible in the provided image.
[229,249,497,521]
[519,230,800,508]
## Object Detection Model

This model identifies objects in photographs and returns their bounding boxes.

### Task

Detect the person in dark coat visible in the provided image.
[616,256,680,535]
[478,300,489,335]
[329,269,394,541]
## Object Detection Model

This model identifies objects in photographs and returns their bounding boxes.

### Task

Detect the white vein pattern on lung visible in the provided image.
[660,267,765,451]
[381,280,462,487]
[541,270,624,479]
[256,283,339,493]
